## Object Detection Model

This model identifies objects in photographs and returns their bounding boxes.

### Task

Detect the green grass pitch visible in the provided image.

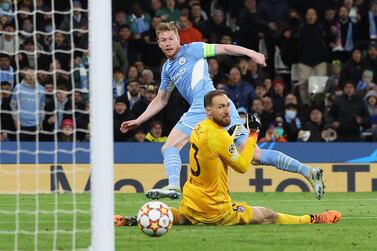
[0,192,376,250]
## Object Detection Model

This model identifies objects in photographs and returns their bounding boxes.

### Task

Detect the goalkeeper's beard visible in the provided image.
[213,115,231,127]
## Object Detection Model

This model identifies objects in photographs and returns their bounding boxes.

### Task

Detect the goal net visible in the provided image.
[0,0,114,250]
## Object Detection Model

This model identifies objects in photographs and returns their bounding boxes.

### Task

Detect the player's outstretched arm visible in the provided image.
[215,44,266,67]
[120,89,171,133]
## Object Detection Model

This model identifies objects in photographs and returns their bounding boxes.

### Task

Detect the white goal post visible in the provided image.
[89,0,115,250]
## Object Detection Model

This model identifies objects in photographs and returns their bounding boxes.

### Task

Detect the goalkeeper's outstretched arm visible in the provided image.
[120,89,171,133]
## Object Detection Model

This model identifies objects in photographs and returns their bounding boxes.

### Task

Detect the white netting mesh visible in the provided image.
[0,0,91,250]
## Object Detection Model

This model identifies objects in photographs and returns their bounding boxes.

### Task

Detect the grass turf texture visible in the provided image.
[0,193,376,250]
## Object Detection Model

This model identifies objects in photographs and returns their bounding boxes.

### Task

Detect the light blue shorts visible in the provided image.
[174,95,248,146]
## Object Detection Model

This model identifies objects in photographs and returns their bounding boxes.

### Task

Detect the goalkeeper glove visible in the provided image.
[114,215,137,226]
[246,113,261,133]
[227,124,243,140]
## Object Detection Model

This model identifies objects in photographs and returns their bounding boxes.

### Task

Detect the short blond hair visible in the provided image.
[156,22,178,37]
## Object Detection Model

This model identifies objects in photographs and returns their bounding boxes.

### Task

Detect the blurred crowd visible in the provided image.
[1,0,377,143]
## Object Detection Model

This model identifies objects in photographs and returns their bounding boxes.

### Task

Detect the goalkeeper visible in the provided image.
[115,90,341,226]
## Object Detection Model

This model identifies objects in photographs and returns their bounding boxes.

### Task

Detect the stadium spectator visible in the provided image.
[73,52,89,102]
[59,1,88,32]
[190,3,210,41]
[260,96,275,137]
[364,42,377,83]
[140,69,155,85]
[10,68,45,141]
[0,0,12,19]
[42,85,72,141]
[20,18,33,42]
[285,93,298,106]
[0,22,16,55]
[236,107,248,126]
[208,58,226,88]
[145,120,167,142]
[74,23,88,50]
[17,3,32,26]
[18,37,49,71]
[126,2,151,36]
[141,16,165,69]
[283,103,301,141]
[127,65,139,82]
[161,88,190,134]
[113,67,127,101]
[142,16,161,43]
[132,85,162,133]
[297,8,328,106]
[321,124,338,142]
[59,118,74,142]
[207,9,232,43]
[117,24,141,67]
[120,80,142,110]
[0,81,16,141]
[365,90,377,140]
[258,115,288,143]
[339,48,366,88]
[278,9,301,68]
[298,107,325,142]
[270,79,286,114]
[329,81,371,141]
[49,59,71,90]
[43,80,54,105]
[128,128,146,142]
[35,0,52,32]
[0,53,14,88]
[149,0,163,17]
[113,10,127,34]
[241,58,263,87]
[73,90,89,141]
[177,14,202,44]
[52,32,71,71]
[255,84,267,99]
[237,0,259,51]
[359,0,377,43]
[221,67,254,111]
[356,70,376,97]
[330,6,359,62]
[256,0,290,78]
[156,0,180,22]
[324,60,343,107]
[250,97,263,116]
[262,77,273,96]
[113,40,129,74]
[214,34,239,73]
[113,97,135,142]
[134,60,146,75]
[322,7,337,54]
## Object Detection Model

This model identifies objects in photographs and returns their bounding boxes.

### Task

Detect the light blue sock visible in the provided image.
[260,149,311,179]
[163,146,182,187]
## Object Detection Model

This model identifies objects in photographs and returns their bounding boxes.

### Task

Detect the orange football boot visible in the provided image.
[311,210,341,224]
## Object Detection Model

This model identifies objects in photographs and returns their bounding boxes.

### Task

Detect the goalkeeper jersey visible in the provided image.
[179,118,258,224]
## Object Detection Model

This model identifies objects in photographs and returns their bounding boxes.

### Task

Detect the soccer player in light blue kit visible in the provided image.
[121,22,324,200]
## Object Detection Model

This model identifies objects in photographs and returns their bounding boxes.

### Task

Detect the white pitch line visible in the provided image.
[0,198,376,206]
[0,217,376,224]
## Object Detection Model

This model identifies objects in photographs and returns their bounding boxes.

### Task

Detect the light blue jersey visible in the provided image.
[160,42,215,104]
[160,42,247,144]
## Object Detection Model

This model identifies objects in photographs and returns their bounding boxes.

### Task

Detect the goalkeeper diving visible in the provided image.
[115,90,341,226]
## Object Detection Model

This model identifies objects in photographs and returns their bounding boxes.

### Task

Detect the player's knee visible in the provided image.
[161,141,182,154]
[161,143,174,154]
[252,146,261,165]
[263,209,278,223]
